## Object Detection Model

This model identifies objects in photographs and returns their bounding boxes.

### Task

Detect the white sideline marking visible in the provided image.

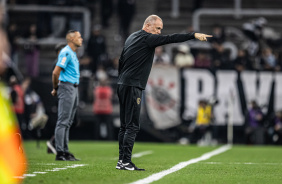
[30,163,58,165]
[133,151,153,158]
[130,145,231,184]
[23,174,36,177]
[66,164,87,168]
[113,150,153,160]
[14,164,87,178]
[53,168,67,170]
[33,172,47,174]
[203,162,282,165]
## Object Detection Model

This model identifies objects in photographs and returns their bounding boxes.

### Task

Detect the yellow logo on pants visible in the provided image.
[137,98,141,105]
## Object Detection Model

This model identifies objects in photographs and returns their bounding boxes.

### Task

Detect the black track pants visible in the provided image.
[117,84,142,163]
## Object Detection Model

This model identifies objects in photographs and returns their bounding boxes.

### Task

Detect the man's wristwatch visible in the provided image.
[54,86,58,90]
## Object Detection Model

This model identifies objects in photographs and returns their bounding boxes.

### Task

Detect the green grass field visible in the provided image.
[21,141,282,184]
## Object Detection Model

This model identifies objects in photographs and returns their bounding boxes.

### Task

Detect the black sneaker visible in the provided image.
[121,162,145,171]
[65,152,80,161]
[55,155,67,161]
[55,151,66,161]
[116,160,123,169]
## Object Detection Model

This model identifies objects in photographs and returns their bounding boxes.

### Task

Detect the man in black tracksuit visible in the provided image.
[116,15,212,171]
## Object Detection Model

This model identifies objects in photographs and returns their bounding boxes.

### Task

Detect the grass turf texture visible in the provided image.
[22,141,282,184]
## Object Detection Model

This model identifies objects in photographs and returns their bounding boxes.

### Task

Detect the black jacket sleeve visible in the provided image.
[145,32,195,48]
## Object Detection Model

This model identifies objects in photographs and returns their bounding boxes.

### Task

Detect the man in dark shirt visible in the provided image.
[116,15,212,171]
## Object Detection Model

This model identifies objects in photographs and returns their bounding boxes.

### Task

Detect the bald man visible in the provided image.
[51,30,83,161]
[116,15,212,171]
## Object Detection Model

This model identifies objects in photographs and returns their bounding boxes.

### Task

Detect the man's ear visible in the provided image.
[145,23,150,29]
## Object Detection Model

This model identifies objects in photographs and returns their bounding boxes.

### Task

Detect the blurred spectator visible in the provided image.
[267,110,282,145]
[87,25,107,73]
[101,0,113,28]
[0,8,9,75]
[189,99,213,145]
[106,56,119,80]
[79,56,92,102]
[9,76,25,132]
[21,78,48,133]
[7,23,20,65]
[260,47,276,71]
[209,25,228,69]
[174,44,194,68]
[96,65,108,82]
[242,17,266,43]
[211,43,231,69]
[209,24,225,44]
[245,100,265,144]
[153,46,170,65]
[242,17,267,63]
[273,111,282,144]
[194,51,211,68]
[275,50,282,71]
[23,24,40,77]
[233,49,253,71]
[93,77,113,140]
[118,0,136,41]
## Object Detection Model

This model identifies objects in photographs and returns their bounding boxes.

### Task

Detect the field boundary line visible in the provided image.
[203,162,282,165]
[14,164,87,179]
[112,150,153,160]
[129,145,231,184]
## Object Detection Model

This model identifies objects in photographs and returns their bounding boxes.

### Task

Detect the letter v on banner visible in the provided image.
[241,71,274,114]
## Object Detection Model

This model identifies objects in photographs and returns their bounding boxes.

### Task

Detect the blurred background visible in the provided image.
[1,0,282,146]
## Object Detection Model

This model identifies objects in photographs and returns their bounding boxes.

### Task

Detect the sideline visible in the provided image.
[112,150,153,160]
[203,162,282,165]
[129,145,232,184]
[14,164,87,179]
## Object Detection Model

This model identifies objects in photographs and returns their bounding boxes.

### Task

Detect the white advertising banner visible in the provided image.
[146,67,280,128]
[145,65,181,130]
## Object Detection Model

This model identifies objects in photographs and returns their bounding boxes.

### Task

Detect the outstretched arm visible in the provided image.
[146,32,212,48]
[194,33,213,41]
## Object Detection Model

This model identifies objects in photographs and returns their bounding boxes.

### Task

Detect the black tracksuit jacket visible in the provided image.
[117,30,195,90]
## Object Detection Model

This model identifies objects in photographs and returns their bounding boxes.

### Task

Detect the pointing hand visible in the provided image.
[194,33,213,41]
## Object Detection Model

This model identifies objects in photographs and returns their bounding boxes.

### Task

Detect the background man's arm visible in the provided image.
[51,66,62,96]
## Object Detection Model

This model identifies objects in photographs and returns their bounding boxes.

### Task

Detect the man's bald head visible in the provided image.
[142,15,162,29]
[142,15,163,35]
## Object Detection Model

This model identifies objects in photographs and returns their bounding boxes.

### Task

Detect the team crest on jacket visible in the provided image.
[137,98,141,105]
